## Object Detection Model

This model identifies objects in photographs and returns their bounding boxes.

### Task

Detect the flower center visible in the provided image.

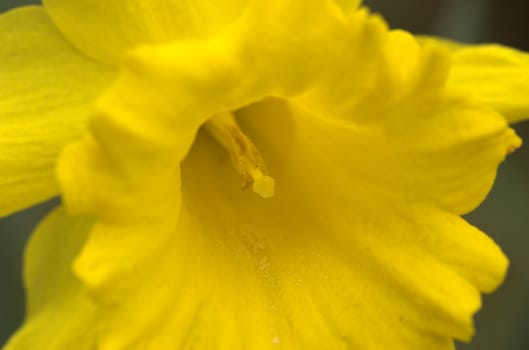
[204,112,275,198]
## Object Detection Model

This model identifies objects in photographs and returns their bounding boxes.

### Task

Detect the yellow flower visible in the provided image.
[1,1,528,349]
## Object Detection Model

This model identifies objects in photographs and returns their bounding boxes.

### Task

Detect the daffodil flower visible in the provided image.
[1,0,528,349]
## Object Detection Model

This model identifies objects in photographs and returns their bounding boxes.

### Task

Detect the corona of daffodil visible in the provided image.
[1,0,528,349]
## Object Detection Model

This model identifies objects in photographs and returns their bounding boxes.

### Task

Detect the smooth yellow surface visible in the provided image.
[51,1,521,349]
[333,0,361,14]
[423,37,529,123]
[42,0,249,64]
[0,6,115,218]
[449,45,529,124]
[2,0,526,349]
[4,208,97,350]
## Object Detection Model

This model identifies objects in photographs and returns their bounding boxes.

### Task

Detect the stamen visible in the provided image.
[205,112,275,198]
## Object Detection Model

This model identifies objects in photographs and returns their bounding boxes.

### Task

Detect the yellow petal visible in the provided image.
[333,0,361,14]
[295,29,520,215]
[0,6,115,218]
[4,208,97,350]
[423,37,529,123]
[55,2,520,349]
[42,0,249,64]
[173,121,509,347]
[236,98,510,296]
[57,28,274,313]
[69,100,510,348]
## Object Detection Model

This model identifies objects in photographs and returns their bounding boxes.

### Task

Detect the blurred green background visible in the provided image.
[0,0,527,348]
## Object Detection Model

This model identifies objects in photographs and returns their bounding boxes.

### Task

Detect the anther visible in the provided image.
[205,112,275,198]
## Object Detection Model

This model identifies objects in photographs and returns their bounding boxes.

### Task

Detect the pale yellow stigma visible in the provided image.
[205,112,275,198]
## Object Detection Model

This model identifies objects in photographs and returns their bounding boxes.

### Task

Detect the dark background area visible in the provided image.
[0,0,528,349]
